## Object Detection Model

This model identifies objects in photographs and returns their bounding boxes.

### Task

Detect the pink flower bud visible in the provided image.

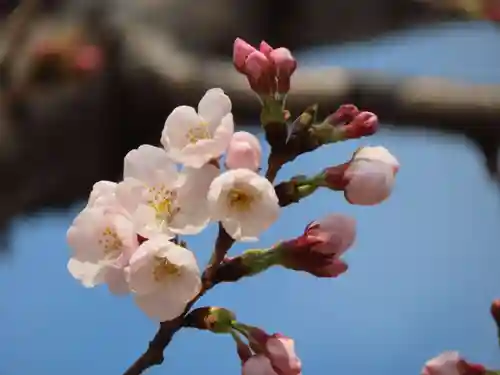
[421,352,486,375]
[265,334,302,375]
[305,214,356,257]
[245,329,302,375]
[226,131,262,171]
[325,104,360,126]
[259,40,274,57]
[243,355,279,375]
[269,48,297,94]
[344,146,399,206]
[343,111,379,139]
[233,38,257,73]
[278,214,355,278]
[245,51,275,95]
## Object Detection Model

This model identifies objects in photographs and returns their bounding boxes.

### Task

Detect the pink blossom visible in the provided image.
[325,105,378,139]
[421,352,486,375]
[242,355,279,375]
[278,214,355,277]
[244,329,302,375]
[232,38,297,95]
[305,214,356,257]
[233,38,257,73]
[225,131,262,171]
[343,146,399,206]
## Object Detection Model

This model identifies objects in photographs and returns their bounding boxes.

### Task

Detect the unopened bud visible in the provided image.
[185,307,236,333]
[342,111,379,139]
[325,104,360,126]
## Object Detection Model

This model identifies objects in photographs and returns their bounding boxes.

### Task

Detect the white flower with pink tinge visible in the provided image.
[67,182,138,295]
[127,235,201,321]
[161,88,234,168]
[208,169,279,241]
[344,146,399,206]
[117,144,219,239]
[225,131,262,172]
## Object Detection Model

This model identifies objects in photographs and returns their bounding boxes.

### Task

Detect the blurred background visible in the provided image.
[0,0,500,374]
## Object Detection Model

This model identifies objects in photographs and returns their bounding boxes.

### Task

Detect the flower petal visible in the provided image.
[161,105,201,151]
[198,88,232,131]
[134,289,188,322]
[124,144,177,183]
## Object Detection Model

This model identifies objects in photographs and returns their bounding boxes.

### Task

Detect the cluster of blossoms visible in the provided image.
[66,38,498,375]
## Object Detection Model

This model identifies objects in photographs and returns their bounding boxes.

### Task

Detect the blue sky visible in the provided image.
[1,21,500,375]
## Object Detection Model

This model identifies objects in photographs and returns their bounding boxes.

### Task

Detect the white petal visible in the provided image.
[170,164,219,234]
[116,177,148,215]
[104,265,130,295]
[133,204,175,239]
[161,106,201,151]
[127,237,166,295]
[134,290,188,322]
[171,139,219,168]
[212,113,234,153]
[354,146,399,170]
[67,258,106,287]
[124,144,177,183]
[87,181,117,207]
[197,88,232,131]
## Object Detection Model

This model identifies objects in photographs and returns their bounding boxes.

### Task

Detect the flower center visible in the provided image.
[227,188,255,212]
[186,121,211,144]
[98,226,123,256]
[147,185,180,223]
[152,255,180,282]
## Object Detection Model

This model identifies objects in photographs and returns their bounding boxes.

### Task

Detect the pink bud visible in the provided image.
[344,147,399,206]
[278,214,355,278]
[325,104,360,126]
[343,111,379,139]
[259,40,274,57]
[265,334,302,375]
[245,51,275,94]
[269,48,296,94]
[421,352,486,375]
[243,355,279,375]
[233,38,257,73]
[305,214,356,257]
[226,131,262,171]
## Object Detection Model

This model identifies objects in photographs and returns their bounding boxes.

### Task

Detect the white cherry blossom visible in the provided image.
[67,194,138,295]
[127,235,201,321]
[117,144,219,238]
[344,146,399,206]
[208,169,279,241]
[161,88,234,168]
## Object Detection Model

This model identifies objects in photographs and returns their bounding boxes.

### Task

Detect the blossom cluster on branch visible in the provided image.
[65,37,500,375]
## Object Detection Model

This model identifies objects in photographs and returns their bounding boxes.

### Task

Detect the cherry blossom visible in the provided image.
[127,235,201,321]
[225,131,262,172]
[343,146,399,206]
[67,186,138,295]
[161,88,234,168]
[208,169,279,241]
[117,144,219,238]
